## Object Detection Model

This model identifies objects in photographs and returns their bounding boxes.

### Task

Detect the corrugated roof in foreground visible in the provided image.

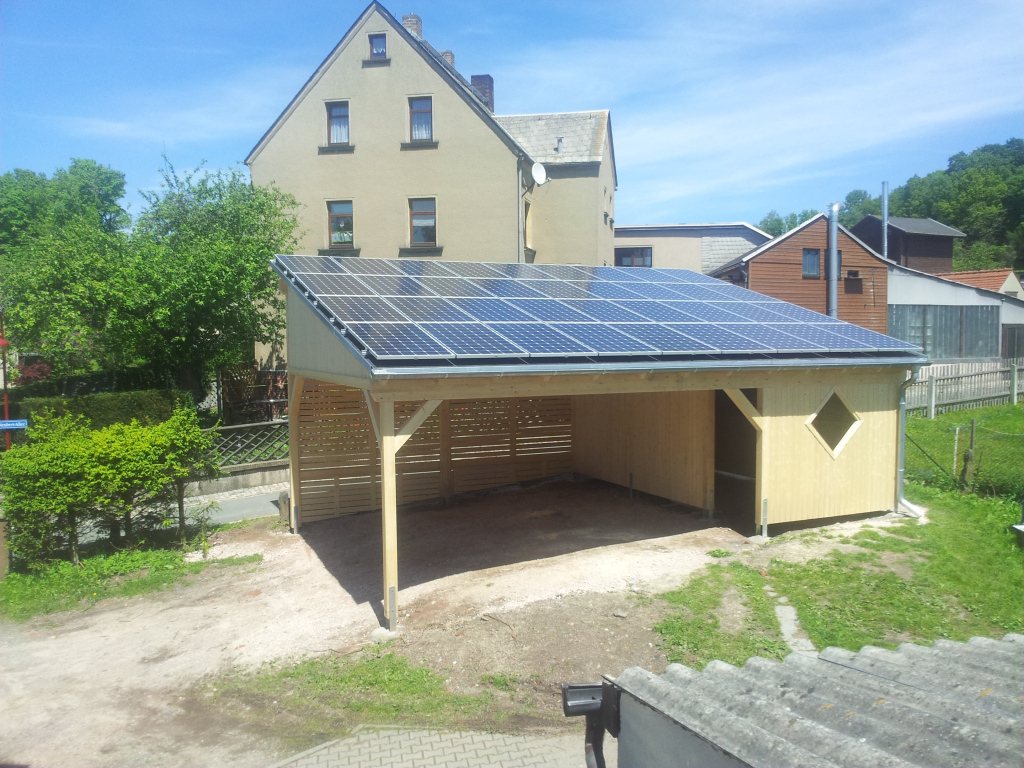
[614,633,1023,768]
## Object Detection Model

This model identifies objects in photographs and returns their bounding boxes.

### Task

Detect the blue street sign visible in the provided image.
[0,419,28,430]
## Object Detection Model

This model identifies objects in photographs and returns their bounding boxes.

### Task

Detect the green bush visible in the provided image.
[18,389,186,429]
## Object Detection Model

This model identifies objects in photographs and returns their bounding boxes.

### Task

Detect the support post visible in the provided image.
[287,376,305,533]
[439,400,452,501]
[927,376,937,419]
[1011,365,1019,406]
[379,400,399,631]
[761,498,768,539]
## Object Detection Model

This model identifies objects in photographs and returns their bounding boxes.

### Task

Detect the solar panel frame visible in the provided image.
[392,260,459,276]
[383,296,475,322]
[355,274,437,297]
[434,261,508,279]
[707,303,794,323]
[550,323,659,355]
[809,322,921,351]
[580,281,648,299]
[419,323,528,358]
[469,279,548,298]
[417,276,495,297]
[716,324,827,353]
[522,280,595,299]
[294,273,376,297]
[319,295,410,322]
[763,323,876,351]
[609,323,718,353]
[507,298,595,322]
[662,284,741,302]
[613,300,702,323]
[345,322,453,359]
[485,323,595,356]
[664,323,774,352]
[661,301,746,323]
[449,297,535,322]
[482,262,551,279]
[529,264,594,280]
[560,300,648,322]
[331,258,405,276]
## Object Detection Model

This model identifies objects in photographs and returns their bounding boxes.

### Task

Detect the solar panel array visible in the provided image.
[273,256,922,364]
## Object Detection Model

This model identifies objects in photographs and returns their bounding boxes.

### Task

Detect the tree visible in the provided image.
[128,162,299,395]
[152,406,219,544]
[837,189,880,228]
[758,209,819,237]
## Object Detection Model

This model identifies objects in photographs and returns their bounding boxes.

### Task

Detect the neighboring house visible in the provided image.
[613,223,771,273]
[888,264,1024,361]
[245,2,615,266]
[708,214,890,333]
[850,215,966,274]
[933,268,1024,299]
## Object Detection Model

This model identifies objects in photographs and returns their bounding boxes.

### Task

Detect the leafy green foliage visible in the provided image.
[905,403,1022,499]
[0,550,262,621]
[707,549,733,558]
[768,484,1022,651]
[18,389,185,429]
[837,189,881,227]
[481,672,520,692]
[757,209,819,237]
[656,562,789,669]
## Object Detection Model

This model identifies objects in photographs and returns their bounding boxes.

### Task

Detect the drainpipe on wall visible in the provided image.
[517,157,525,264]
[827,203,839,318]
[881,181,889,261]
[896,367,922,514]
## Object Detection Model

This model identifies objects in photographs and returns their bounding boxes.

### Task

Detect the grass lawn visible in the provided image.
[0,548,262,620]
[655,482,1022,667]
[905,402,1023,499]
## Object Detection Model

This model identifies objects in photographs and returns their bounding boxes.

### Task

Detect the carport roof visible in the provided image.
[273,255,925,379]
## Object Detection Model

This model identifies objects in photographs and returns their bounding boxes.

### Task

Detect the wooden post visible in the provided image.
[287,375,305,533]
[379,399,399,631]
[961,418,976,490]
[439,400,452,501]
[927,377,936,419]
[1011,365,1019,406]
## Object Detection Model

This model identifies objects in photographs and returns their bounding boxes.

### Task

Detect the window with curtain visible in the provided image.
[614,247,652,267]
[369,34,386,59]
[328,201,353,247]
[409,199,436,246]
[802,248,820,278]
[327,102,349,145]
[410,97,433,141]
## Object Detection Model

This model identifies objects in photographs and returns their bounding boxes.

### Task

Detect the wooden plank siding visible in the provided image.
[745,217,889,333]
[572,390,715,511]
[293,382,573,524]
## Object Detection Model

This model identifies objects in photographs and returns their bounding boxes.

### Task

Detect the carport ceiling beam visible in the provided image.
[724,389,763,432]
[394,399,443,453]
[364,390,381,444]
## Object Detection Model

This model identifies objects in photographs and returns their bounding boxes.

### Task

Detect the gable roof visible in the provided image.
[244,1,533,165]
[932,268,1021,292]
[494,111,610,164]
[615,223,772,238]
[708,213,893,277]
[858,215,967,238]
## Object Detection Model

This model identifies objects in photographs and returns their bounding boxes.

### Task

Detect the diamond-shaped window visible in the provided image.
[807,390,861,457]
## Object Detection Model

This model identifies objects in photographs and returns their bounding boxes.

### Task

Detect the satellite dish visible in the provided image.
[531,162,547,186]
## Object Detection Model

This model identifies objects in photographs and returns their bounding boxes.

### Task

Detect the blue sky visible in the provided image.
[2,0,1022,226]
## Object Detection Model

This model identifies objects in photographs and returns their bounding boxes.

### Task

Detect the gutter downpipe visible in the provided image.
[517,157,525,264]
[896,366,922,514]
[827,203,839,318]
[881,181,889,261]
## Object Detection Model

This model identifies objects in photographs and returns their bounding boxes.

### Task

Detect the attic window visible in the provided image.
[369,34,387,59]
[806,389,861,458]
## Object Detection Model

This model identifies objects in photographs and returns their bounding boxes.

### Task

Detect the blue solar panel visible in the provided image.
[661,301,745,323]
[295,273,374,296]
[436,261,507,279]
[483,263,550,279]
[754,302,842,323]
[560,300,647,322]
[470,279,547,298]
[333,258,405,276]
[610,324,717,353]
[643,269,722,285]
[449,298,534,322]
[346,322,452,359]
[486,323,593,356]
[665,324,774,352]
[279,254,346,274]
[615,300,701,323]
[614,282,688,300]
[582,281,647,299]
[663,284,738,302]
[718,324,826,352]
[320,295,409,322]
[812,323,921,351]
[551,323,658,355]
[384,296,473,322]
[522,280,594,299]
[393,260,457,276]
[529,264,594,280]
[709,303,792,323]
[590,266,648,282]
[764,324,874,350]
[417,277,494,297]
[508,298,594,322]
[420,323,527,357]
[356,275,435,296]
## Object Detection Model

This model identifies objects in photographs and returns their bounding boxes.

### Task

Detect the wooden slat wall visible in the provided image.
[572,390,714,510]
[747,217,889,333]
[762,371,903,523]
[294,382,573,524]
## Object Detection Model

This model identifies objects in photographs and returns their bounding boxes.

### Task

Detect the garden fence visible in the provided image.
[907,365,1021,417]
[205,419,289,469]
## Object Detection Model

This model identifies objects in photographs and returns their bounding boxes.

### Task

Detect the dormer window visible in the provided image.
[327,102,349,146]
[369,34,386,59]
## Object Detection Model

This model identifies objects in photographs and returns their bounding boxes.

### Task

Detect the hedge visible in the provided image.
[18,390,188,430]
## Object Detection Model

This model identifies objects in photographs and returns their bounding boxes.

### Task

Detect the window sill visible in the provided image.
[399,246,443,258]
[318,144,355,155]
[362,58,390,67]
[400,141,439,151]
[318,248,361,257]
[802,275,820,280]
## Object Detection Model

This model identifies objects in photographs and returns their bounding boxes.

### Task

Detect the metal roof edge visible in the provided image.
[708,213,828,276]
[616,222,770,236]
[888,262,1024,308]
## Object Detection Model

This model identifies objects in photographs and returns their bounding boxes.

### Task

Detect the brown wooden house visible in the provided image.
[850,215,966,274]
[709,214,890,333]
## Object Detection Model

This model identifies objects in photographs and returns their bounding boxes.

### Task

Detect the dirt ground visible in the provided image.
[0,478,896,767]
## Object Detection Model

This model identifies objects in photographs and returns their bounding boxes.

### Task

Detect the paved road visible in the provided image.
[270,726,613,768]
[206,490,282,525]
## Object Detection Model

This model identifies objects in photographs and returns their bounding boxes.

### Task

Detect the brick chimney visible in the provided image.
[402,13,422,39]
[471,74,494,112]
[439,50,454,66]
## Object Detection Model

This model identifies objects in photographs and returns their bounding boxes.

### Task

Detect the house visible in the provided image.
[933,268,1024,299]
[274,254,924,628]
[887,264,1024,361]
[613,223,771,273]
[850,215,966,274]
[708,214,890,333]
[245,3,615,266]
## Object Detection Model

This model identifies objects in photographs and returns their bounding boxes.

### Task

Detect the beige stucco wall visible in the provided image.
[613,232,703,271]
[248,7,520,262]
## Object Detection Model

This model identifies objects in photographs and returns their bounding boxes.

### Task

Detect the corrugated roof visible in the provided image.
[861,215,967,238]
[933,268,1016,292]
[614,633,1023,768]
[494,111,610,164]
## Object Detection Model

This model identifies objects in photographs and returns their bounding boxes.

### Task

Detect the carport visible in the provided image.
[274,256,925,629]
